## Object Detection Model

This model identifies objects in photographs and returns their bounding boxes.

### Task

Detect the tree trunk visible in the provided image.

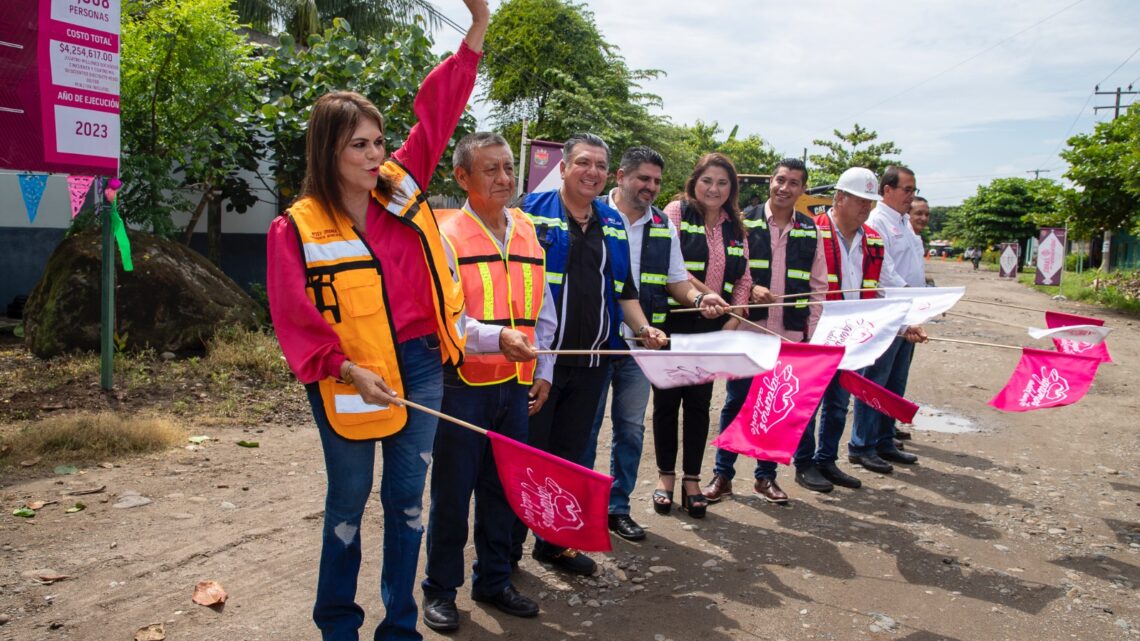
[183,186,212,246]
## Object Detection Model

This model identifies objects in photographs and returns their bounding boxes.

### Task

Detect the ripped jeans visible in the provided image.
[307,335,443,641]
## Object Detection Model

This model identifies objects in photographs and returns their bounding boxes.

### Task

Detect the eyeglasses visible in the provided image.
[900,187,920,194]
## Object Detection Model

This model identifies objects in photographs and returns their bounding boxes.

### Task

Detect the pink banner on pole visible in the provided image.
[988,347,1100,412]
[1045,311,1112,363]
[838,370,919,424]
[712,343,845,464]
[487,431,613,552]
[1035,228,1066,286]
[66,174,95,218]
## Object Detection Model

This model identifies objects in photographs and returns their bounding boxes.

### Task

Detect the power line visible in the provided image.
[834,0,1086,126]
[1096,44,1140,86]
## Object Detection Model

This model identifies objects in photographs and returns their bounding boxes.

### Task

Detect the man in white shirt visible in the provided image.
[581,146,726,540]
[849,166,927,473]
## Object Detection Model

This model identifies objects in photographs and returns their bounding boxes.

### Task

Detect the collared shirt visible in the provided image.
[867,202,925,287]
[828,212,865,300]
[749,202,829,341]
[442,201,558,382]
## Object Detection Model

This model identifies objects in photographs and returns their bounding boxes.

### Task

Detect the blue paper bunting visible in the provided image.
[18,174,49,224]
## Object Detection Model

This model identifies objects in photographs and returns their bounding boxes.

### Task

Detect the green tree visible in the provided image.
[926,205,957,238]
[809,124,902,187]
[258,18,475,202]
[233,0,443,42]
[654,120,781,207]
[118,0,264,238]
[1050,103,1140,238]
[944,178,1063,250]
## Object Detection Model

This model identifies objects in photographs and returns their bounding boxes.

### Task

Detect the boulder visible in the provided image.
[24,228,266,357]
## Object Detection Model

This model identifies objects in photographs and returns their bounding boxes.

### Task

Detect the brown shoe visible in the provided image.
[701,474,733,503]
[754,478,789,504]
[895,428,913,441]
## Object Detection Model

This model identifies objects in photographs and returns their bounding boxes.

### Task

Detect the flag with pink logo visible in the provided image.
[1045,311,1113,363]
[630,331,781,389]
[487,431,613,552]
[988,347,1100,412]
[810,298,911,370]
[838,370,920,424]
[712,343,845,464]
[881,286,965,325]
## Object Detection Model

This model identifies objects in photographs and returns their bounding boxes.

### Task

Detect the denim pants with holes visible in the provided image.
[307,335,443,641]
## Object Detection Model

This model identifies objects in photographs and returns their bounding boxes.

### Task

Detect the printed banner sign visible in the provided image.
[810,298,911,371]
[998,243,1019,279]
[1035,228,1066,286]
[1045,311,1112,363]
[487,431,613,552]
[1028,324,1111,344]
[712,343,845,465]
[525,140,564,194]
[838,370,919,424]
[631,331,781,389]
[1,0,120,175]
[988,347,1100,412]
[882,286,965,325]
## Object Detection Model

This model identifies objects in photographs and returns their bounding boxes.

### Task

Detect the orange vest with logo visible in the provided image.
[288,160,466,439]
[439,207,545,385]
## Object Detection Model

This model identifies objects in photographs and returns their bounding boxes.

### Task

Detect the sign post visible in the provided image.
[998,243,1019,279]
[1035,227,1066,287]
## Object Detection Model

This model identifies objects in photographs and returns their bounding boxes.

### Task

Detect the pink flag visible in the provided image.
[1045,311,1112,363]
[712,343,845,464]
[67,175,96,219]
[838,370,919,424]
[988,347,1100,412]
[487,431,613,552]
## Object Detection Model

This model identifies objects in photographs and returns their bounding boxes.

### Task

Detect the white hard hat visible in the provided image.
[835,167,882,201]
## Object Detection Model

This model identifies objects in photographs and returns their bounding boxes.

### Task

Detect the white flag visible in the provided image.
[810,299,911,370]
[1028,324,1112,344]
[881,286,965,325]
[631,331,781,389]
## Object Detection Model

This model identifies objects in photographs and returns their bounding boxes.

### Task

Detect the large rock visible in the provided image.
[24,228,266,357]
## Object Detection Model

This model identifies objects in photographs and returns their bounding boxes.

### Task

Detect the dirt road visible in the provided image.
[2,259,1138,641]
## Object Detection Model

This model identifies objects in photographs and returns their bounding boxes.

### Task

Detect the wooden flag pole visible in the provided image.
[773,287,878,299]
[926,336,1023,351]
[403,398,489,436]
[671,299,832,314]
[944,311,1028,330]
[535,349,641,356]
[727,311,792,341]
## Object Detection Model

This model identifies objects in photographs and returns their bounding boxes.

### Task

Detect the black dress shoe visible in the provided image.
[848,453,894,474]
[794,465,833,493]
[472,585,539,618]
[878,447,918,464]
[532,544,597,576]
[423,597,459,631]
[608,514,646,541]
[895,428,913,440]
[818,461,862,489]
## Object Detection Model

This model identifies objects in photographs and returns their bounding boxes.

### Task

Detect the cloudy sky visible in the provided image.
[430,0,1139,205]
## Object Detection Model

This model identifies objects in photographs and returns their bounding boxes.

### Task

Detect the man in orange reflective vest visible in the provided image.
[421,133,556,632]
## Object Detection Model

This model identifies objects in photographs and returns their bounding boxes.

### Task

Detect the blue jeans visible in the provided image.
[849,337,914,456]
[713,377,818,481]
[582,355,651,515]
[423,371,529,601]
[308,336,443,641]
[792,373,851,468]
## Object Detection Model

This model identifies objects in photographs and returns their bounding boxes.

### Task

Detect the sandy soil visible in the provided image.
[1,259,1138,641]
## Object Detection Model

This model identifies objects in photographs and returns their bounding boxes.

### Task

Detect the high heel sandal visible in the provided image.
[653,470,675,515]
[680,475,708,519]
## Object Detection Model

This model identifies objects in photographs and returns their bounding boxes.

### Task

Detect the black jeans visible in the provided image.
[651,382,714,477]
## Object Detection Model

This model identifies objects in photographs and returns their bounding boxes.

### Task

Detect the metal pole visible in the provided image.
[516,118,529,198]
[99,181,114,390]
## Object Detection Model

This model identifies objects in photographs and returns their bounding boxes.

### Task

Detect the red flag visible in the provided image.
[486,431,613,552]
[838,370,919,424]
[713,343,845,465]
[1045,311,1112,363]
[988,347,1100,412]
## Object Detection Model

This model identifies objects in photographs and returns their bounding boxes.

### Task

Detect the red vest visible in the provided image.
[439,207,546,385]
[813,212,884,301]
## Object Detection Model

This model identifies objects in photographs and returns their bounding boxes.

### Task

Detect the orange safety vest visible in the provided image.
[438,207,545,385]
[288,160,467,440]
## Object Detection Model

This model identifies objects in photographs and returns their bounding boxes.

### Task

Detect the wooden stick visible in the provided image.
[774,287,877,299]
[925,336,1023,351]
[959,298,1048,314]
[534,349,638,356]
[671,299,831,313]
[944,311,1027,330]
[727,311,792,341]
[403,398,488,436]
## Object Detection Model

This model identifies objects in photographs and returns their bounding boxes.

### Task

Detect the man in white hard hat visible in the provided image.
[849,166,928,474]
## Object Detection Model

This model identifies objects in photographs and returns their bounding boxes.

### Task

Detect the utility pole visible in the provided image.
[1091,86,1137,272]
[1025,169,1052,180]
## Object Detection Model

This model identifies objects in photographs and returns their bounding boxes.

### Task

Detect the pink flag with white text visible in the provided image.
[1045,311,1112,363]
[487,431,613,552]
[988,347,1100,412]
[713,343,845,464]
[838,370,920,424]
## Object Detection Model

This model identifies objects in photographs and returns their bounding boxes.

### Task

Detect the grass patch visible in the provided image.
[0,411,184,467]
[1018,269,1140,315]
[204,325,292,385]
